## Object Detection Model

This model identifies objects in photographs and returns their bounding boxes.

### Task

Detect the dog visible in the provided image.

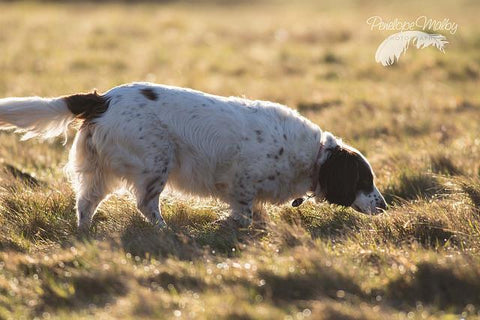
[0,82,387,230]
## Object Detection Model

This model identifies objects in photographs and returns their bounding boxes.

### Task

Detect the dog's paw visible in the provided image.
[153,219,167,230]
[75,225,92,239]
[212,214,252,230]
[211,217,234,229]
[232,214,252,228]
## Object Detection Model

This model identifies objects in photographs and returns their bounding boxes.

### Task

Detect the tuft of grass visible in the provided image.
[383,170,444,204]
[322,51,342,64]
[461,178,480,209]
[0,182,76,246]
[401,216,456,247]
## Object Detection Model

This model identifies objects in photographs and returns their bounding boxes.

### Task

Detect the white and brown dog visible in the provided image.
[0,82,386,230]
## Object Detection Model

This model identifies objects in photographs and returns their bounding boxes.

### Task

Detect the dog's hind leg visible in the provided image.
[126,140,174,229]
[129,147,173,228]
[96,119,174,229]
[76,172,111,232]
[68,127,116,232]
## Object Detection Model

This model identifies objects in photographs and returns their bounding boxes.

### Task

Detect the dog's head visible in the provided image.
[315,134,386,214]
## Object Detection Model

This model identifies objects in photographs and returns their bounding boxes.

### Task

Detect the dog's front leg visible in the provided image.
[230,199,254,228]
[228,178,256,227]
[137,195,166,229]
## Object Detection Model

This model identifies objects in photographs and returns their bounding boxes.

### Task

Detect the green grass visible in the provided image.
[0,0,480,319]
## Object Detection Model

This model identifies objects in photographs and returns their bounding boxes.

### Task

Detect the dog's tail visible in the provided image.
[0,92,109,140]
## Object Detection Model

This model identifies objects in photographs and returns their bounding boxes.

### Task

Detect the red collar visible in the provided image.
[292,143,326,207]
[310,143,325,193]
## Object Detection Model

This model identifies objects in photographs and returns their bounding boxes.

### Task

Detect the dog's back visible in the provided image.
[96,83,321,201]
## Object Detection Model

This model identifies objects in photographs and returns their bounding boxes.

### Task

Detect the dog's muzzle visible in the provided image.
[352,187,387,215]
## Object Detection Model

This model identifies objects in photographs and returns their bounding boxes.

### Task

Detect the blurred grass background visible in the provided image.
[0,0,479,319]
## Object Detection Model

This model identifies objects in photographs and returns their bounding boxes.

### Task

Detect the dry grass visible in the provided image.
[0,0,479,319]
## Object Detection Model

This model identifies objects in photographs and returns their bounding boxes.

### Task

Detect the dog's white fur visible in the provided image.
[0,82,385,230]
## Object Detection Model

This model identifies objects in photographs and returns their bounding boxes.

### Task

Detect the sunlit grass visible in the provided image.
[0,0,479,319]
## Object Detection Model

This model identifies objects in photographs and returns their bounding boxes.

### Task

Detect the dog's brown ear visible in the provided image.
[318,147,360,206]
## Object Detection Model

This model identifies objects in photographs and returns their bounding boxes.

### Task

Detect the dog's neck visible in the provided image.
[291,132,338,207]
[310,132,339,192]
[310,143,325,193]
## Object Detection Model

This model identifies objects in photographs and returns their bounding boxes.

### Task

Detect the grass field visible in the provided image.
[0,1,479,319]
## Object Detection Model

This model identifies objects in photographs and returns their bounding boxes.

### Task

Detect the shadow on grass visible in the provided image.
[258,264,364,302]
[400,216,457,247]
[279,205,362,242]
[461,178,480,209]
[3,163,45,188]
[140,270,207,293]
[430,154,463,176]
[120,215,202,260]
[119,213,268,260]
[383,171,444,205]
[386,262,480,312]
[0,237,27,252]
[38,271,128,313]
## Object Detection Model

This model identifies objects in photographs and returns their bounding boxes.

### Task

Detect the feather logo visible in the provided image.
[375,31,448,66]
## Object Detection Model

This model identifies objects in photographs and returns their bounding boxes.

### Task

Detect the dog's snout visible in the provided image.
[352,189,387,215]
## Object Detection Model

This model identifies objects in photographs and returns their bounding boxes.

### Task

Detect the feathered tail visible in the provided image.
[0,97,74,140]
[0,92,109,140]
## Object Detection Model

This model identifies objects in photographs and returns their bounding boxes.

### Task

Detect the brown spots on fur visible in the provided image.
[268,175,275,180]
[140,88,158,101]
[64,91,109,122]
[278,148,284,156]
[255,130,264,143]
